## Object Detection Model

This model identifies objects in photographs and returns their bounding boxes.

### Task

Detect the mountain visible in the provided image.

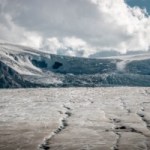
[89,50,121,58]
[0,43,150,88]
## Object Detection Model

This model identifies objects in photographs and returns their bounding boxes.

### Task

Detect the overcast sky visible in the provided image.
[0,0,150,57]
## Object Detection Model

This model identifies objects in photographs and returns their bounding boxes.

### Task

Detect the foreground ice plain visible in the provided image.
[0,87,150,150]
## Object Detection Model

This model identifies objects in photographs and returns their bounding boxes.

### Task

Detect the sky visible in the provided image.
[126,0,150,14]
[0,0,150,57]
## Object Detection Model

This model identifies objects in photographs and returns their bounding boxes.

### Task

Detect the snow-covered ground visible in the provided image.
[0,87,150,150]
[0,42,150,88]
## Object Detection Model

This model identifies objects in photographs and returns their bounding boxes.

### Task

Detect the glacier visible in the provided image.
[0,43,150,150]
[0,43,150,88]
[0,87,150,150]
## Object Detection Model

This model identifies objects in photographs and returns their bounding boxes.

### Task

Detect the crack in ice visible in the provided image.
[39,105,72,150]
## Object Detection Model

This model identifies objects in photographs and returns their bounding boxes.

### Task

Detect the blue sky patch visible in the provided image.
[126,0,150,14]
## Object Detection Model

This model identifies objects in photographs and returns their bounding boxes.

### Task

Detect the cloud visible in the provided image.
[0,0,150,57]
[40,37,93,57]
[0,11,42,48]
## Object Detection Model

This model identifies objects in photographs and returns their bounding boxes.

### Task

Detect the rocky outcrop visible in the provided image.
[0,61,42,88]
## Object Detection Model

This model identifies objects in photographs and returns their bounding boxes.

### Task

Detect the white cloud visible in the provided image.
[63,37,86,49]
[89,0,150,52]
[40,37,62,54]
[0,12,42,48]
[0,0,150,57]
[40,37,93,57]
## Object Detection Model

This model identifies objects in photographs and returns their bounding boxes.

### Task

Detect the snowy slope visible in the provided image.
[0,43,150,88]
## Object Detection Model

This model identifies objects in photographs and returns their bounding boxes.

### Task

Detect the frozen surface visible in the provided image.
[0,87,150,150]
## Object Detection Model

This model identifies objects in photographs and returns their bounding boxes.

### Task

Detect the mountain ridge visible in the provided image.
[0,43,150,88]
